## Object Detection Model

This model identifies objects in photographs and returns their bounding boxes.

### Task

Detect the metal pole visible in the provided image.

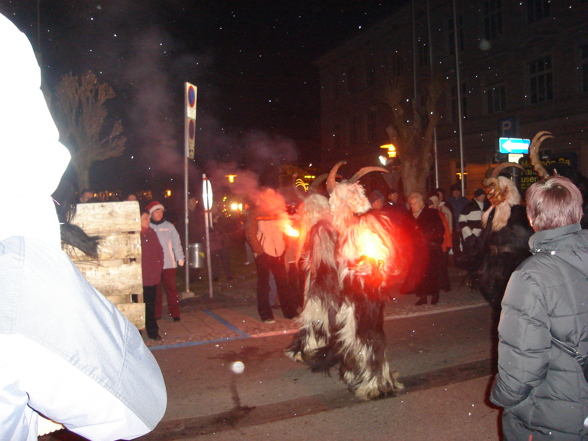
[184,154,190,294]
[453,0,466,195]
[203,174,213,298]
[426,0,439,188]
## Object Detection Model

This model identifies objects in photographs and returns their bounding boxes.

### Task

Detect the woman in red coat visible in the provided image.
[141,211,164,340]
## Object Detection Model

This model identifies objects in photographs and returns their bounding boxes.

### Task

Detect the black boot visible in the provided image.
[415,296,427,306]
[431,293,439,305]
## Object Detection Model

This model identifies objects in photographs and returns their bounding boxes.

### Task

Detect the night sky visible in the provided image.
[0,0,407,193]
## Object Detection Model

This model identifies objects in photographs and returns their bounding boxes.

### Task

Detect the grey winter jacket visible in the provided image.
[491,223,588,440]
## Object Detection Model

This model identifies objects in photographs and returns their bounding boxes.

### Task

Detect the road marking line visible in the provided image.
[149,303,488,351]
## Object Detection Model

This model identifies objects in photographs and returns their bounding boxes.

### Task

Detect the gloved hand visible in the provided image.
[178,259,185,267]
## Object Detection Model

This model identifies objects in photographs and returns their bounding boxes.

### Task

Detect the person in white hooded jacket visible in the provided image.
[0,12,166,441]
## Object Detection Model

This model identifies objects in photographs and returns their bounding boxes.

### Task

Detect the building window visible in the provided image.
[418,43,429,68]
[486,84,506,114]
[528,56,553,104]
[582,44,588,93]
[333,124,341,150]
[451,81,468,121]
[483,0,503,40]
[347,67,358,94]
[527,0,550,23]
[367,110,377,143]
[448,15,464,55]
[367,66,377,88]
[389,57,405,77]
[333,73,343,101]
[350,116,358,146]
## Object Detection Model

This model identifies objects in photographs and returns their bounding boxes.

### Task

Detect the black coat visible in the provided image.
[407,208,445,296]
[475,204,534,307]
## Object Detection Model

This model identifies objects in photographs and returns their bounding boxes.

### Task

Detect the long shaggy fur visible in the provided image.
[472,176,532,306]
[475,205,532,306]
[286,169,405,400]
[285,219,339,364]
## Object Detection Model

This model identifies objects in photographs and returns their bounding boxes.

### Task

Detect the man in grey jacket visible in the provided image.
[491,176,588,440]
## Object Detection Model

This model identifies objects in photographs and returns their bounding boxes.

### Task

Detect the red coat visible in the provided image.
[141,227,164,286]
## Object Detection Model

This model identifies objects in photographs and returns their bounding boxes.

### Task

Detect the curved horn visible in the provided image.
[349,166,389,184]
[491,162,524,178]
[529,131,553,180]
[308,173,328,193]
[327,161,347,194]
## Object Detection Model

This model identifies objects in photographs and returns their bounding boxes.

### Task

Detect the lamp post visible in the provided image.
[380,144,401,191]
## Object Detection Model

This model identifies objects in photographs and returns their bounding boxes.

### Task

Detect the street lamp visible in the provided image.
[380,143,397,158]
[380,144,401,191]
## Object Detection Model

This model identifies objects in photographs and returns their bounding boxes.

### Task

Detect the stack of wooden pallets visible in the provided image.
[63,201,145,329]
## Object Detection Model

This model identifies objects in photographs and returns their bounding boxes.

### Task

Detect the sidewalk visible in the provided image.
[145,265,487,351]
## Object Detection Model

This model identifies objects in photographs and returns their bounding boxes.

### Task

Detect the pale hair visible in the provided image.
[525,176,583,231]
[407,192,425,209]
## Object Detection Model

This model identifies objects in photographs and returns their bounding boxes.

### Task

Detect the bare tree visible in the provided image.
[379,69,443,197]
[54,71,126,190]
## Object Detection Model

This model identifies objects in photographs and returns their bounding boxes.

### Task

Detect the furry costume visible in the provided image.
[474,170,533,308]
[286,162,406,400]
[285,195,340,366]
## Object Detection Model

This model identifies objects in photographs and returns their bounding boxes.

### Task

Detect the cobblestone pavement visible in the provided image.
[145,265,487,350]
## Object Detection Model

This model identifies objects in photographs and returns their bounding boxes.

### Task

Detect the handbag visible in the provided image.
[551,336,588,382]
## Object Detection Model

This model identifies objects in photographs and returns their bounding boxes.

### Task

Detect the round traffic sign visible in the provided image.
[188,86,196,107]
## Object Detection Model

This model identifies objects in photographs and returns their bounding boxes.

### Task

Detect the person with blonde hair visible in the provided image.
[491,176,588,441]
[406,192,445,305]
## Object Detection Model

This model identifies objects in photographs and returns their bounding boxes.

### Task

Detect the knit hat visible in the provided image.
[368,190,385,204]
[146,201,164,215]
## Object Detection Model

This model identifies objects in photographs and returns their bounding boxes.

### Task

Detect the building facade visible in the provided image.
[316,0,588,197]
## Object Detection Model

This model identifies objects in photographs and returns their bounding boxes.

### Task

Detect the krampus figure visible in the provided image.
[285,176,340,367]
[286,161,406,400]
[472,163,533,309]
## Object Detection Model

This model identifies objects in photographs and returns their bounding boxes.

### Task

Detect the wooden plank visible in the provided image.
[73,201,141,234]
[105,294,132,305]
[64,231,141,262]
[117,303,146,329]
[76,260,142,295]
[63,201,148,327]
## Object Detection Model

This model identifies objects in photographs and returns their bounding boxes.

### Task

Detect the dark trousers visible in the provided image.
[143,285,159,338]
[287,261,304,309]
[156,268,181,319]
[211,248,232,280]
[255,253,298,320]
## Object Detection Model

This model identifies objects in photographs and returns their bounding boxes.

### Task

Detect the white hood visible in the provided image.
[0,14,71,248]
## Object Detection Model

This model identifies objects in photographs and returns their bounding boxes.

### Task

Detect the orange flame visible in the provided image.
[284,224,300,237]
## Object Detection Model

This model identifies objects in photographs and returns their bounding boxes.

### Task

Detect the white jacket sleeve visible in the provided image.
[0,237,167,441]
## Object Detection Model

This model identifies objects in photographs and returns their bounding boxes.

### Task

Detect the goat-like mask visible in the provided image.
[483,178,509,207]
